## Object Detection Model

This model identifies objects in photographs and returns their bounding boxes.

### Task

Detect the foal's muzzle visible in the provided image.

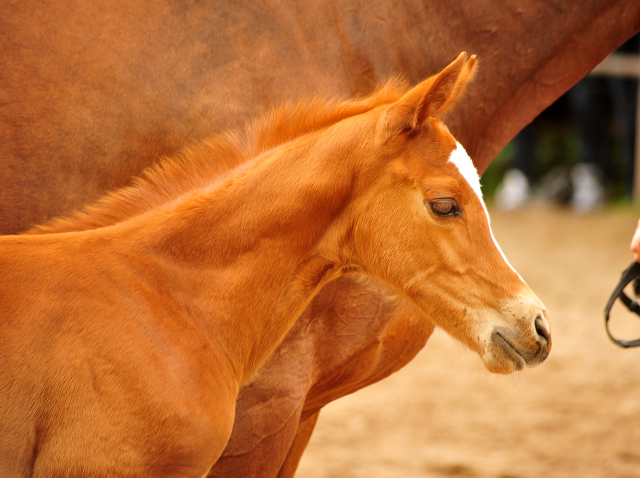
[492,314,551,370]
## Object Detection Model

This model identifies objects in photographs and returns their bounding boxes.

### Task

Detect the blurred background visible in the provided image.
[485,34,640,214]
[297,35,640,478]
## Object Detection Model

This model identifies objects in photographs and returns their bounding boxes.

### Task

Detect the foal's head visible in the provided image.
[326,53,550,374]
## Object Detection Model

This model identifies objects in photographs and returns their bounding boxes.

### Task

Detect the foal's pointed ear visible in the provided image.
[379,52,477,142]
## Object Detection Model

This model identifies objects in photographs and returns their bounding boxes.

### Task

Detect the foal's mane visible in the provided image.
[28,78,410,235]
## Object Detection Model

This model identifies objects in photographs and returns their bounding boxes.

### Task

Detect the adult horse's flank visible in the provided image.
[0,54,549,477]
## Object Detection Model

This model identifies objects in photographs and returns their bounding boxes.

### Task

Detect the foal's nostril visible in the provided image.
[529,315,551,364]
[534,315,550,344]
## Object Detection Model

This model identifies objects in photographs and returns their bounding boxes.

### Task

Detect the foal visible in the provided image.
[0,53,549,477]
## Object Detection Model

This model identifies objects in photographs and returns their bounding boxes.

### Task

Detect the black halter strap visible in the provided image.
[603,261,640,348]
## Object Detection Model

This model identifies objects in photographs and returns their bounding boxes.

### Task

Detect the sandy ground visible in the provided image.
[297,205,640,478]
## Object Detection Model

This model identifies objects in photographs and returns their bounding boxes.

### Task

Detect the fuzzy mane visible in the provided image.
[27,78,410,235]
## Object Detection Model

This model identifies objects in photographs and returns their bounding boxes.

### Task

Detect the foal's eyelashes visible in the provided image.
[428,198,461,217]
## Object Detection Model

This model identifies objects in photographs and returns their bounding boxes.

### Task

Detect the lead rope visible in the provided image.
[604,261,640,348]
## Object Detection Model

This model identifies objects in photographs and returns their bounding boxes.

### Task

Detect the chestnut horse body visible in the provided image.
[1,2,639,477]
[0,56,550,477]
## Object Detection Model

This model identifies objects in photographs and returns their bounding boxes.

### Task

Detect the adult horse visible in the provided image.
[1,1,638,476]
[1,0,639,235]
[0,55,550,477]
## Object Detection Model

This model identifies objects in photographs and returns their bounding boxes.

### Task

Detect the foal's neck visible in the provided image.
[127,131,363,382]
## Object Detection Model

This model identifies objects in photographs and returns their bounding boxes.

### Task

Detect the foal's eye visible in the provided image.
[429,199,461,217]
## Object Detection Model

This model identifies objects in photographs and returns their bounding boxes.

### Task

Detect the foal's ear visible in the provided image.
[379,52,477,141]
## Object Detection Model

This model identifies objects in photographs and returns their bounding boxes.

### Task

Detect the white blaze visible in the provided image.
[448,142,523,280]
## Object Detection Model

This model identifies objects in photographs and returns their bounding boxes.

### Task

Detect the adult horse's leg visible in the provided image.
[209,276,434,477]
[276,412,320,478]
[277,279,435,477]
